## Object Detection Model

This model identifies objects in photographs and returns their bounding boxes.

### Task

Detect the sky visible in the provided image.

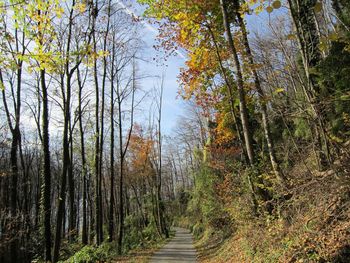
[116,0,289,135]
[117,0,188,135]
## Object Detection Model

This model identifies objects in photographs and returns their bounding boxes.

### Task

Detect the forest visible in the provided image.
[0,0,350,262]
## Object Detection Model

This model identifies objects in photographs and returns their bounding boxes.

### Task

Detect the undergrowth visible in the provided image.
[57,222,166,263]
[190,151,350,263]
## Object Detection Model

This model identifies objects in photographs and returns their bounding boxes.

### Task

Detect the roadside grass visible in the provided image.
[112,229,176,263]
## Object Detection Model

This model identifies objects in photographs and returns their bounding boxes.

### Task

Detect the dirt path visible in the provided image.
[149,227,197,263]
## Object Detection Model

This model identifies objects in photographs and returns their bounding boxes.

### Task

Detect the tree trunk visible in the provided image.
[220,0,273,213]
[206,24,248,164]
[77,66,88,245]
[68,123,76,241]
[234,5,285,182]
[53,2,77,260]
[288,0,330,170]
[108,36,116,242]
[53,77,70,263]
[219,0,255,166]
[1,66,22,263]
[156,76,169,238]
[117,59,136,254]
[41,68,52,262]
[0,22,25,260]
[117,115,124,253]
[92,1,102,245]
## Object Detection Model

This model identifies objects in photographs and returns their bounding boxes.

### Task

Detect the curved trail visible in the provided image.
[149,227,197,262]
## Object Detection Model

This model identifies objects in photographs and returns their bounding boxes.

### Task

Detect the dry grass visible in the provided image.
[111,245,162,263]
[111,234,172,263]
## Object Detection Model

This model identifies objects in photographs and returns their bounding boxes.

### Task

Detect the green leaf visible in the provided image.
[340,94,350,101]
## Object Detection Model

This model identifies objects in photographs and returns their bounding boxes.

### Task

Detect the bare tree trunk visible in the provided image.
[108,34,116,242]
[53,2,79,260]
[156,75,169,238]
[234,5,285,182]
[219,0,255,166]
[97,0,111,243]
[288,0,330,170]
[1,68,21,263]
[41,68,52,262]
[117,92,124,253]
[91,1,102,245]
[53,76,69,263]
[77,66,88,244]
[220,0,273,214]
[117,59,136,254]
[68,121,76,240]
[0,18,26,261]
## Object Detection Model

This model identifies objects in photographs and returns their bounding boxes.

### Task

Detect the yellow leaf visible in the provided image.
[287,34,296,40]
[314,2,322,13]
[55,7,64,18]
[275,88,284,93]
[0,81,5,91]
[97,50,110,58]
[319,41,327,52]
[272,1,281,9]
[247,0,258,5]
[329,32,338,41]
[254,5,264,14]
[76,2,86,13]
[240,3,250,13]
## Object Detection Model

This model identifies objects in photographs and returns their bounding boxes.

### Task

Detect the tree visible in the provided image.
[154,75,169,238]
[288,0,330,169]
[0,1,27,259]
[219,0,255,166]
[53,0,87,260]
[230,0,285,182]
[116,59,136,254]
[27,0,63,260]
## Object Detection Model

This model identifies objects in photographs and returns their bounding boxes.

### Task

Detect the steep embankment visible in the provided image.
[193,152,350,262]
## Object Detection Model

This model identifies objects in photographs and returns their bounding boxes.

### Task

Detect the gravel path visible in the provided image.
[149,227,197,263]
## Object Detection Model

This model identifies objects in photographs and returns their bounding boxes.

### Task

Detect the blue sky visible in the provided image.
[122,0,289,135]
[119,0,187,135]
